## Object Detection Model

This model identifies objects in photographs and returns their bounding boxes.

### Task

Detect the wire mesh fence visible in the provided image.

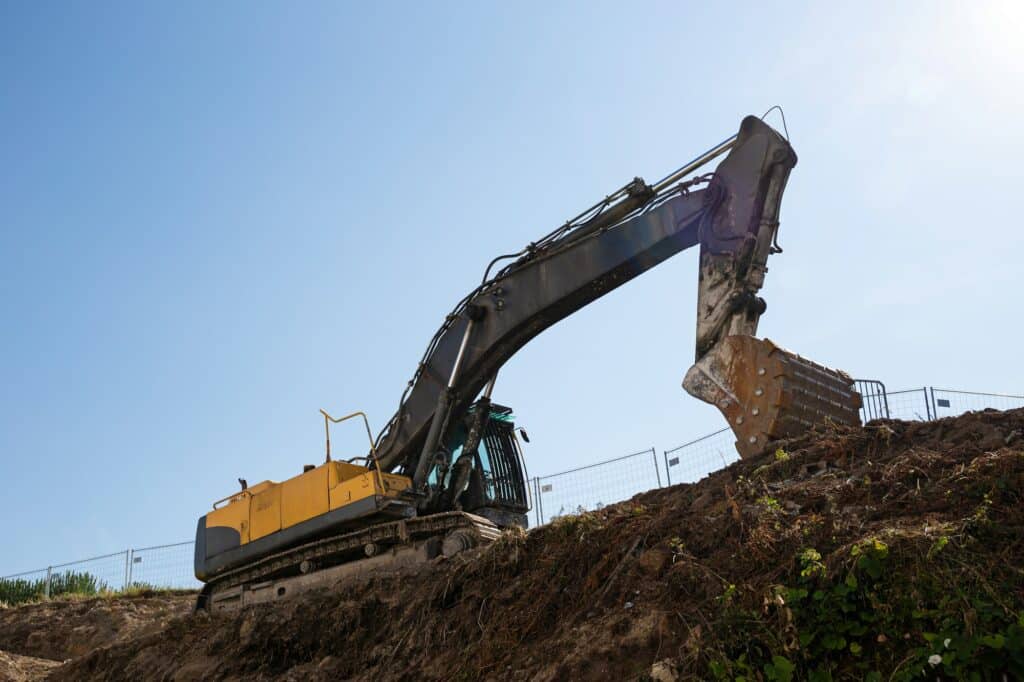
[663,428,736,486]
[52,551,131,593]
[128,542,201,590]
[850,387,1023,423]
[4,384,1020,593]
[884,388,935,421]
[529,447,660,526]
[0,567,51,604]
[659,387,1024,497]
[0,545,198,605]
[931,389,1024,417]
[0,550,131,605]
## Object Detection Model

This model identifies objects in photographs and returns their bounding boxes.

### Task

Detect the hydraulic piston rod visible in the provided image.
[412,317,477,489]
[652,134,737,193]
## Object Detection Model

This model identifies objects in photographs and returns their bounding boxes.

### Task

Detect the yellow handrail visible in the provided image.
[212,489,251,510]
[319,409,387,494]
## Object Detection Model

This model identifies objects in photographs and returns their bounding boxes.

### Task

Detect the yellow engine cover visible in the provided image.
[207,461,411,546]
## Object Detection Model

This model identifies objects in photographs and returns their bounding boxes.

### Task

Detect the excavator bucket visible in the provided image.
[684,336,862,458]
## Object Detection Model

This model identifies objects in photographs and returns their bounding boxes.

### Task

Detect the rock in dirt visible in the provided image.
[648,658,678,682]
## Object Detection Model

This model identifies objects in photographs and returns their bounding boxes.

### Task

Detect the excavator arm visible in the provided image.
[374,115,860,498]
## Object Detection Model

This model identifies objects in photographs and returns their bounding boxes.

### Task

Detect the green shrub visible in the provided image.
[0,570,108,606]
[708,536,1024,680]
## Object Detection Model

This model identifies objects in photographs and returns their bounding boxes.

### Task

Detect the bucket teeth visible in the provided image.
[683,336,862,458]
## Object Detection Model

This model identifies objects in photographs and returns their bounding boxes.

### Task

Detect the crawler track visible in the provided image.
[197,511,500,612]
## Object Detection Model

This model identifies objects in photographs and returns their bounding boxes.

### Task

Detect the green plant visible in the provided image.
[549,509,605,542]
[780,538,1020,680]
[716,583,738,606]
[798,548,826,578]
[763,654,795,681]
[926,535,949,559]
[970,493,994,527]
[667,536,685,563]
[0,570,108,606]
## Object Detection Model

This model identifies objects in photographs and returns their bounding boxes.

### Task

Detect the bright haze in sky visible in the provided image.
[2,1,1022,573]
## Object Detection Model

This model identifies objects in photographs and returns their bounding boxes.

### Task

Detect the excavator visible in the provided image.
[194,115,862,612]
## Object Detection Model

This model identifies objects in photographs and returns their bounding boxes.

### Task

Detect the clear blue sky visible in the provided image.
[2,2,1022,573]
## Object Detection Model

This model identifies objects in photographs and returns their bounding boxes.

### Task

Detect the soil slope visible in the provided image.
[18,410,1024,680]
[0,592,192,681]
[0,650,59,681]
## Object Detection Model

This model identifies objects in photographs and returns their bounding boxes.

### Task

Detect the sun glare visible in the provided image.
[973,0,1024,71]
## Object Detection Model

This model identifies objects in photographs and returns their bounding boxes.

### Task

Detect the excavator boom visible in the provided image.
[374,115,859,491]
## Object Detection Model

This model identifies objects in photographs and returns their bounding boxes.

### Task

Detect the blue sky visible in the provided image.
[2,2,1022,573]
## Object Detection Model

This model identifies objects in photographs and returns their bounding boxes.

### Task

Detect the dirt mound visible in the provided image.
[0,592,193,664]
[0,649,60,681]
[48,410,1024,679]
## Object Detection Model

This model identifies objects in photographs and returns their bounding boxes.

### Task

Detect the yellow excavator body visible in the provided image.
[198,461,413,581]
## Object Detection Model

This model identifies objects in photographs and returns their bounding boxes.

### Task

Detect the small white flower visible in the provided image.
[928,654,942,666]
[944,638,951,649]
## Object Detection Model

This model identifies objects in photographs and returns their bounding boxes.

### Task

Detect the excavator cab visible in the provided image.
[441,404,531,528]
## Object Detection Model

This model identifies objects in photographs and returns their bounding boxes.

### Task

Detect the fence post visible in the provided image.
[929,387,938,420]
[123,550,130,591]
[651,447,661,487]
[532,477,540,524]
[922,387,933,421]
[44,566,52,599]
[531,477,538,527]
[127,549,135,588]
[534,477,544,526]
[663,450,672,486]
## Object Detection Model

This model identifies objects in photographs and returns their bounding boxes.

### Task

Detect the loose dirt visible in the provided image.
[6,409,1023,680]
[0,592,192,680]
[0,650,59,682]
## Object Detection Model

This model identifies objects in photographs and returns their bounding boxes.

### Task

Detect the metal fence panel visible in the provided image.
[931,389,1024,418]
[663,428,737,486]
[49,550,131,593]
[0,550,131,603]
[883,388,934,421]
[856,379,889,421]
[532,447,659,525]
[128,542,200,590]
[0,568,51,603]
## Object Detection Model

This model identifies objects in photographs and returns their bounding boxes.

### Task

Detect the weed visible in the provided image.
[709,534,1024,680]
[716,583,738,606]
[798,548,826,578]
[667,536,686,563]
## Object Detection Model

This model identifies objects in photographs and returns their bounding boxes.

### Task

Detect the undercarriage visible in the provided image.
[198,511,501,613]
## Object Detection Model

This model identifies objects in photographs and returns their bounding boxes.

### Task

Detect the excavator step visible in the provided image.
[684,335,861,458]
